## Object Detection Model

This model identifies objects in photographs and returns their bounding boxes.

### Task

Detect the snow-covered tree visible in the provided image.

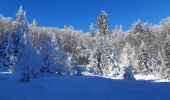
[127,20,145,49]
[13,6,28,60]
[119,43,137,72]
[0,31,15,70]
[17,34,41,82]
[119,43,138,76]
[137,41,152,74]
[131,19,143,34]
[2,5,170,80]
[13,6,41,82]
[151,51,163,76]
[88,35,119,76]
[113,25,123,34]
[97,10,110,36]
[87,48,102,74]
[119,43,131,68]
[39,33,68,75]
[89,23,95,37]
[31,19,38,27]
[66,53,84,76]
[161,34,170,80]
[102,48,119,76]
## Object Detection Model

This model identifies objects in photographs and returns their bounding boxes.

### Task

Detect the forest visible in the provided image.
[0,6,170,82]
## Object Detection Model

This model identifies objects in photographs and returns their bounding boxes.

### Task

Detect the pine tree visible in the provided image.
[17,34,39,82]
[39,33,68,75]
[87,49,101,74]
[161,34,170,80]
[97,10,110,36]
[87,37,104,75]
[131,19,143,34]
[0,31,15,70]
[137,41,152,74]
[31,19,38,27]
[120,43,131,68]
[103,48,119,76]
[39,33,58,75]
[13,6,28,60]
[88,36,119,76]
[119,43,137,76]
[13,6,36,82]
[89,23,95,37]
[113,25,123,34]
[120,43,137,72]
[151,51,163,76]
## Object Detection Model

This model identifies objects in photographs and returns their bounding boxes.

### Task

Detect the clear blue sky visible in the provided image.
[0,0,170,32]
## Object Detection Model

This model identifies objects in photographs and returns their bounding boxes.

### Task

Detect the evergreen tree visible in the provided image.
[89,23,95,37]
[13,6,38,82]
[131,19,143,34]
[119,43,137,75]
[120,43,137,73]
[13,6,28,60]
[97,10,110,36]
[39,33,68,75]
[151,51,163,76]
[120,43,131,68]
[17,33,40,82]
[161,34,170,80]
[31,19,38,27]
[0,31,15,70]
[103,48,119,76]
[88,36,119,76]
[39,33,59,75]
[87,49,101,74]
[137,41,152,74]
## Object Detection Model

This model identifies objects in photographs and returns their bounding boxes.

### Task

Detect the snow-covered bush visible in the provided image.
[123,65,135,80]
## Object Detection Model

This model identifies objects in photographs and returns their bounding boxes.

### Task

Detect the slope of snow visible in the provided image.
[90,74,170,82]
[135,74,170,82]
[0,73,170,100]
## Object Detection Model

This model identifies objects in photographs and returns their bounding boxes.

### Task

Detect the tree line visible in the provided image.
[0,7,170,82]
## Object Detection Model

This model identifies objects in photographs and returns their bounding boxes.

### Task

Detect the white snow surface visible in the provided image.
[0,72,170,100]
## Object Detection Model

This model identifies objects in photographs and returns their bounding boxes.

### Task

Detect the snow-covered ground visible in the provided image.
[0,71,170,100]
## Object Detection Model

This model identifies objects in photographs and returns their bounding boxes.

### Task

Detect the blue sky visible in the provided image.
[0,0,170,32]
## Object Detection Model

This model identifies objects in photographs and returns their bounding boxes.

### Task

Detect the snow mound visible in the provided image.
[135,74,170,82]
